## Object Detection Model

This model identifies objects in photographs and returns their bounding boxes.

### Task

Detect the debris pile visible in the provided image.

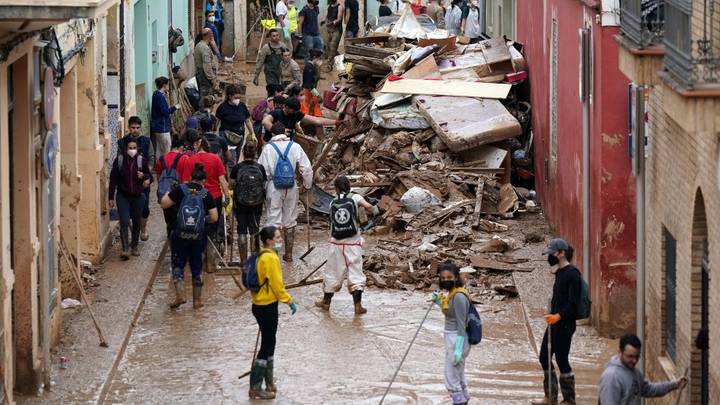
[302,12,539,301]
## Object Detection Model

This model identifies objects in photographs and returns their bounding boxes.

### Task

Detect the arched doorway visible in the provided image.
[691,189,710,404]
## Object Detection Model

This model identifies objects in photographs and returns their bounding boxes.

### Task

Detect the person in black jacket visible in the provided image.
[533,238,582,405]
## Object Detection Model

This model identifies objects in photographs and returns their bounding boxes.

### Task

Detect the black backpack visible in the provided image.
[234,163,266,207]
[205,133,224,158]
[330,193,358,239]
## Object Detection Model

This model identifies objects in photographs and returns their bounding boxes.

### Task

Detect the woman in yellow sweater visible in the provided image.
[249,225,297,400]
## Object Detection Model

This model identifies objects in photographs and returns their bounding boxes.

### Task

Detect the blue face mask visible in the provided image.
[273,242,283,252]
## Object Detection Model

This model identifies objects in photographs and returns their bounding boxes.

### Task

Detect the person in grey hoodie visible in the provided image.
[598,333,687,405]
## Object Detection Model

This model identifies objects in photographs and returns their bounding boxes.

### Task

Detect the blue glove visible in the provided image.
[453,335,465,365]
[430,291,442,305]
[289,302,297,315]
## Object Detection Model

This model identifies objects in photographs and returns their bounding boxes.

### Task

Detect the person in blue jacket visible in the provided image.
[150,76,179,163]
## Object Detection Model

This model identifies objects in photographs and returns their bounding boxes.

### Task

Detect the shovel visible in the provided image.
[299,192,315,261]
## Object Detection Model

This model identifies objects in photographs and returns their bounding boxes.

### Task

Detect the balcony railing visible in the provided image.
[664,0,720,88]
[620,0,664,48]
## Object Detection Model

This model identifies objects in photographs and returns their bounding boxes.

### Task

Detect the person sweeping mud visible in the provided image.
[249,225,297,399]
[315,175,380,315]
[431,261,472,405]
[258,122,313,262]
[532,238,582,405]
[161,163,218,309]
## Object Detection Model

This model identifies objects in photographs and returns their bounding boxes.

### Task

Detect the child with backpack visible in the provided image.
[160,163,219,309]
[257,122,313,262]
[229,141,267,264]
[532,238,585,405]
[432,261,479,405]
[315,175,380,315]
[155,138,187,236]
[248,225,297,399]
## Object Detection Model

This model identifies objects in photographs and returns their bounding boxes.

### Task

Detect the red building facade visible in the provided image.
[517,0,636,336]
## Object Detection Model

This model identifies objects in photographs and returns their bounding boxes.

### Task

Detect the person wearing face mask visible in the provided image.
[249,225,296,399]
[120,116,155,241]
[532,238,582,405]
[108,139,153,259]
[216,84,256,161]
[161,163,218,309]
[430,261,472,405]
[204,9,222,58]
[315,176,381,315]
[461,0,484,43]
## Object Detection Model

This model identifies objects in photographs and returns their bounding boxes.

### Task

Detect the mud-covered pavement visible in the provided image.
[99,220,612,404]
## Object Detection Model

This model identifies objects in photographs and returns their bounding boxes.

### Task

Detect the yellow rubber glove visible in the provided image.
[225,190,234,215]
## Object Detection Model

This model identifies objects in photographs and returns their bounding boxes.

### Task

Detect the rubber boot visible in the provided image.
[531,369,558,404]
[315,293,333,310]
[205,246,216,273]
[265,357,277,393]
[282,227,295,262]
[192,281,204,309]
[559,373,576,404]
[248,360,275,399]
[140,217,149,241]
[131,245,140,256]
[238,235,248,265]
[352,290,367,315]
[169,279,187,309]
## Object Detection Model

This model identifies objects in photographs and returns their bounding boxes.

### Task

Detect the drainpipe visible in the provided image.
[633,85,646,373]
[579,26,591,285]
[119,1,126,117]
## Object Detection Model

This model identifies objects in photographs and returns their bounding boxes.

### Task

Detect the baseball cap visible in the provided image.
[543,238,569,255]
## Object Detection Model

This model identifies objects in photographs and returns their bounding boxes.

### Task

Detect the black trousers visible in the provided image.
[252,302,279,360]
[539,322,575,374]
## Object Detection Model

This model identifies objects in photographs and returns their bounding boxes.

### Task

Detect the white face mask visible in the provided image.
[127,149,138,157]
[208,16,216,22]
[231,99,241,106]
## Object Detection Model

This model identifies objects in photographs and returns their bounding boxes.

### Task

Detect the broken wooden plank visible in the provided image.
[472,180,485,228]
[418,36,457,53]
[415,96,522,152]
[470,255,533,272]
[460,144,508,169]
[497,183,519,213]
[380,79,511,99]
[402,55,442,79]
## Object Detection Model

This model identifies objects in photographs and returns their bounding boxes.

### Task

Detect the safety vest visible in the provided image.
[288,6,299,33]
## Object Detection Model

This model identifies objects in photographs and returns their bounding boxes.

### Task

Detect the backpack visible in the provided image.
[242,251,269,292]
[330,193,358,239]
[452,290,483,345]
[175,184,207,241]
[156,154,183,203]
[270,141,296,189]
[234,163,266,207]
[576,276,592,320]
[116,154,144,173]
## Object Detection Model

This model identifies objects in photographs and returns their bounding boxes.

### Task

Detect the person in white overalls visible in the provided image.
[315,176,380,315]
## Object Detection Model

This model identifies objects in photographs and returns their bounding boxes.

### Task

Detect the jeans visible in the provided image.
[116,191,146,251]
[252,302,279,360]
[153,132,171,162]
[142,188,150,219]
[206,197,225,245]
[172,235,205,285]
[539,322,576,374]
[303,34,323,62]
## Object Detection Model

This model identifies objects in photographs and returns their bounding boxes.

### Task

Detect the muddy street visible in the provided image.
[96,221,611,404]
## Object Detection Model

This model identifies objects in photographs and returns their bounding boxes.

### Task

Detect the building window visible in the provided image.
[663,226,677,362]
[663,0,692,86]
[620,0,665,48]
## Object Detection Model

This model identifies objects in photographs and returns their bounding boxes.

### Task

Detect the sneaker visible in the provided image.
[120,250,130,260]
[140,229,149,241]
[131,246,140,256]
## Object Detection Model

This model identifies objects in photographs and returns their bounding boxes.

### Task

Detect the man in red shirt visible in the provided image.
[179,136,229,274]
[155,138,187,235]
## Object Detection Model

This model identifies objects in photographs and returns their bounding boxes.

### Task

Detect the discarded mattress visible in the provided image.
[415,96,522,152]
